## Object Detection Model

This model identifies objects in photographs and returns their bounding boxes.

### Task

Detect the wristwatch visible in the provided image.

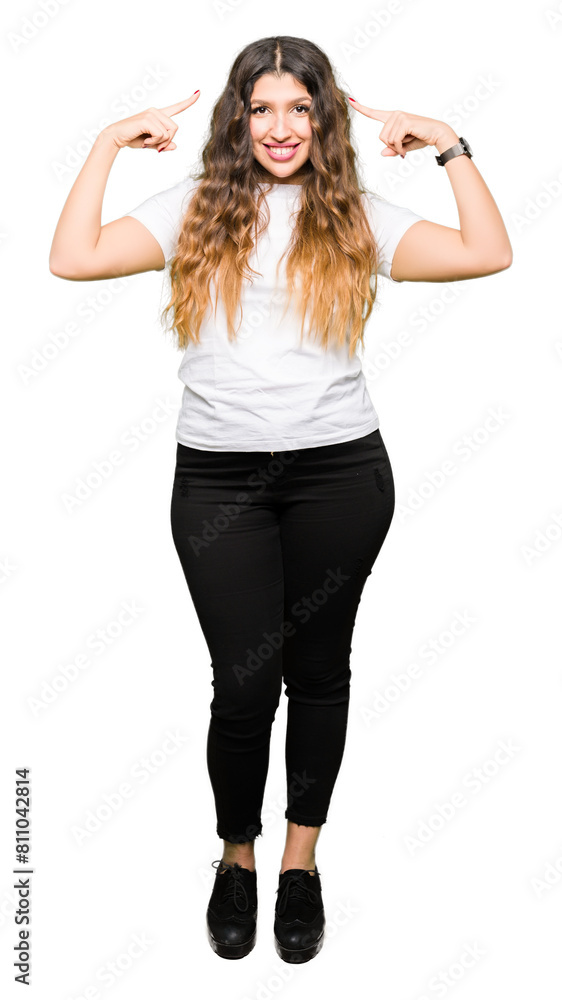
[435,136,473,166]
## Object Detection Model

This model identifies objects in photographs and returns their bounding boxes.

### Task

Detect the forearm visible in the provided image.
[435,128,513,265]
[49,131,121,272]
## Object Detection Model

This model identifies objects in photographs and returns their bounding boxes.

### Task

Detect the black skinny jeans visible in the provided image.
[170,428,395,843]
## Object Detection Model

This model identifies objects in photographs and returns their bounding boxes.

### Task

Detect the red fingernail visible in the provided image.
[193,89,199,94]
[348,97,356,101]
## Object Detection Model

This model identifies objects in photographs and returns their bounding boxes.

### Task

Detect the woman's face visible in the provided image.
[249,73,312,184]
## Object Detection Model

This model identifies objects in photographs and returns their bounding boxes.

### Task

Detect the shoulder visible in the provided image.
[124,175,203,266]
[361,189,423,232]
[139,174,202,219]
[359,189,427,281]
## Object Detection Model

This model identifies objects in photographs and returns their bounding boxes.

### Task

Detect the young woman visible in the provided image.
[49,35,512,964]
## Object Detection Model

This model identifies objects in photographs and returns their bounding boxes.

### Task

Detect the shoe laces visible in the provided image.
[276,869,319,916]
[212,860,252,912]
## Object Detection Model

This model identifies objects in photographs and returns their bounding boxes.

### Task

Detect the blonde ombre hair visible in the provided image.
[161,35,381,360]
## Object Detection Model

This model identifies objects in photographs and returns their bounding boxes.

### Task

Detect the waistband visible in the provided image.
[177,428,382,462]
[173,429,390,490]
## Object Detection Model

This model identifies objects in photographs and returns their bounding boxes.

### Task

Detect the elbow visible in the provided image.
[499,240,514,271]
[49,255,68,278]
[485,250,513,276]
[473,238,513,277]
[498,243,513,271]
[49,256,81,280]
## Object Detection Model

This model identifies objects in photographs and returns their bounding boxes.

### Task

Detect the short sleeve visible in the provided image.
[362,192,426,283]
[124,176,200,266]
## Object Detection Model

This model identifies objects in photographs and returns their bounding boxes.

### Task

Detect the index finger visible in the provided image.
[349,100,391,123]
[160,94,200,117]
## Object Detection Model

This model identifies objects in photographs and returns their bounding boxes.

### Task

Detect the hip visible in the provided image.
[172,428,394,501]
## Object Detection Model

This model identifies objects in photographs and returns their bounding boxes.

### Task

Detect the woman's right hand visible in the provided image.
[101,92,200,152]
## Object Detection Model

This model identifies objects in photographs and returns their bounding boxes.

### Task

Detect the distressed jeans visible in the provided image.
[170,428,395,842]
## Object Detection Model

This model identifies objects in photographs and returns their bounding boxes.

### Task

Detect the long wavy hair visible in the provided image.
[161,35,381,360]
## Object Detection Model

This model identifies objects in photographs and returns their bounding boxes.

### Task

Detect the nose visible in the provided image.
[267,112,294,142]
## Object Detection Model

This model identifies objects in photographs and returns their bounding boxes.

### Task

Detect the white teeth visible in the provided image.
[267,145,296,156]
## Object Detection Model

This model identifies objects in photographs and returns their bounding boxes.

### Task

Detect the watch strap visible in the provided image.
[435,136,473,166]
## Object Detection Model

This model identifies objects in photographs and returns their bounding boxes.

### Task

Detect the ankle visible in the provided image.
[221,850,255,872]
[280,856,316,874]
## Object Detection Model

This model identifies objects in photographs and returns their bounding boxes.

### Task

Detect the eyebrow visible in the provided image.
[250,96,311,105]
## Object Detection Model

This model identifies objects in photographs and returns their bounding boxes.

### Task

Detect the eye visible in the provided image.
[250,104,310,115]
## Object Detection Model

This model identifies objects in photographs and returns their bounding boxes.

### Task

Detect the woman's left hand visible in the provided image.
[348,100,452,158]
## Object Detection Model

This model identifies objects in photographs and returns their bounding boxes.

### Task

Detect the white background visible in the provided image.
[1,0,561,996]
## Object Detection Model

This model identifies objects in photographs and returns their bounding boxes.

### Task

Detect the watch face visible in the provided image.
[460,138,473,156]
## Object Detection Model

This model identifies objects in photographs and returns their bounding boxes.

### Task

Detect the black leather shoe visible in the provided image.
[206,859,257,959]
[274,867,325,963]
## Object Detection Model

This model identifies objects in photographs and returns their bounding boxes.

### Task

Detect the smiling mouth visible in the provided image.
[264,143,301,158]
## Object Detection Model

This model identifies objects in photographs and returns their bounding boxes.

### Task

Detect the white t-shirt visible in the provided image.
[125,178,425,451]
